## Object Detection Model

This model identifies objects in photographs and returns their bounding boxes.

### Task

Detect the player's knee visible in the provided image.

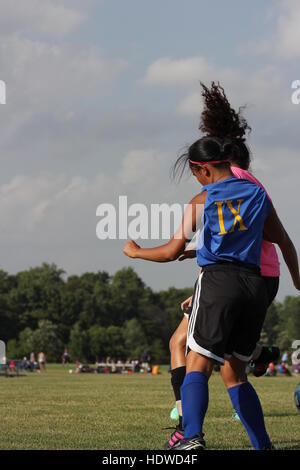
[223,376,247,389]
[169,331,186,354]
[221,368,247,388]
[169,333,178,353]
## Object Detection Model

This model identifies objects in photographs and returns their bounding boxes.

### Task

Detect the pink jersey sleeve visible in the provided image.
[230,166,280,277]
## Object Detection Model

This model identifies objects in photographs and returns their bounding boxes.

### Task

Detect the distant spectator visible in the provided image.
[141,350,151,370]
[266,362,277,377]
[110,359,116,373]
[106,356,112,365]
[9,360,16,374]
[61,349,70,365]
[30,352,35,369]
[133,359,140,373]
[278,362,291,376]
[21,357,32,372]
[281,351,289,364]
[38,351,46,372]
[75,359,81,374]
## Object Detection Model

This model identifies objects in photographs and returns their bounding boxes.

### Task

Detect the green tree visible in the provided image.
[123,318,148,359]
[7,263,64,333]
[109,268,146,325]
[106,326,124,359]
[68,322,90,362]
[150,338,168,364]
[18,327,35,356]
[139,305,171,354]
[277,296,300,351]
[89,325,108,359]
[16,321,63,362]
[260,302,280,345]
[31,320,63,362]
[6,339,19,358]
[158,287,193,333]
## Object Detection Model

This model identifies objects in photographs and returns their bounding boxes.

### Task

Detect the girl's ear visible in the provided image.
[203,166,210,178]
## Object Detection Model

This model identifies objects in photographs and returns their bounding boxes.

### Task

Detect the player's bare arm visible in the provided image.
[264,206,300,290]
[123,192,206,262]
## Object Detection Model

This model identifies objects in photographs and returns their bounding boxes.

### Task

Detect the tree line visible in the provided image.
[0,263,299,363]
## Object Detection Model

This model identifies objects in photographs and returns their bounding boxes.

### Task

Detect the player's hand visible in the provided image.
[178,250,196,261]
[181,295,193,311]
[123,240,140,258]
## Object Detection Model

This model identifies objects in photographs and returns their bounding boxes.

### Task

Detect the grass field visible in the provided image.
[0,364,299,450]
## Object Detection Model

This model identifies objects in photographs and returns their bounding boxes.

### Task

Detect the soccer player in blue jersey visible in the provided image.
[165,83,283,447]
[123,104,300,453]
[123,147,299,449]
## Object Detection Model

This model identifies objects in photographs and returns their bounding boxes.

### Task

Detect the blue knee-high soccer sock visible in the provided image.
[180,371,209,438]
[228,382,271,450]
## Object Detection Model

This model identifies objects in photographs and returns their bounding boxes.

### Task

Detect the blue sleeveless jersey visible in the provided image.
[196,177,271,268]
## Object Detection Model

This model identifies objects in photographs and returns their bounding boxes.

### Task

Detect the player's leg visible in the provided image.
[222,273,273,450]
[165,316,188,448]
[171,351,213,450]
[182,350,214,435]
[170,315,187,381]
[169,310,190,416]
[172,269,232,451]
[166,295,194,443]
[250,276,280,376]
[221,356,272,450]
[170,314,188,370]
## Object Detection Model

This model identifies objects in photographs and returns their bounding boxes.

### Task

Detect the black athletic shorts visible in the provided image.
[184,273,279,317]
[186,263,275,364]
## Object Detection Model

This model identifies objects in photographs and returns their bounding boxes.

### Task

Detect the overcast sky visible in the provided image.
[0,0,299,300]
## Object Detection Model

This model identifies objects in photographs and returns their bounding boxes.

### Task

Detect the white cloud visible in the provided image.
[118,149,168,186]
[0,35,127,110]
[240,0,300,59]
[176,91,203,117]
[143,56,240,89]
[143,57,214,87]
[142,55,290,121]
[277,0,300,58]
[0,148,171,242]
[0,35,127,146]
[0,0,87,37]
[143,57,287,121]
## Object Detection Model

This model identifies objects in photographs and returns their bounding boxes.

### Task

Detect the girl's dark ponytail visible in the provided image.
[172,82,252,180]
[199,82,251,170]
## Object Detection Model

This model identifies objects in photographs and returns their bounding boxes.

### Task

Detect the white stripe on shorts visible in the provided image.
[233,351,252,362]
[186,271,203,356]
[186,271,225,364]
[188,335,225,364]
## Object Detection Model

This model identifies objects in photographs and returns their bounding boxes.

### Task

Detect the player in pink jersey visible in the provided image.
[231,165,280,278]
[165,83,293,449]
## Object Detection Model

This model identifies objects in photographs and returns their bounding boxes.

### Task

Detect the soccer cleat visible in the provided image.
[251,362,268,377]
[251,346,280,377]
[255,346,280,364]
[164,426,184,449]
[170,433,206,451]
